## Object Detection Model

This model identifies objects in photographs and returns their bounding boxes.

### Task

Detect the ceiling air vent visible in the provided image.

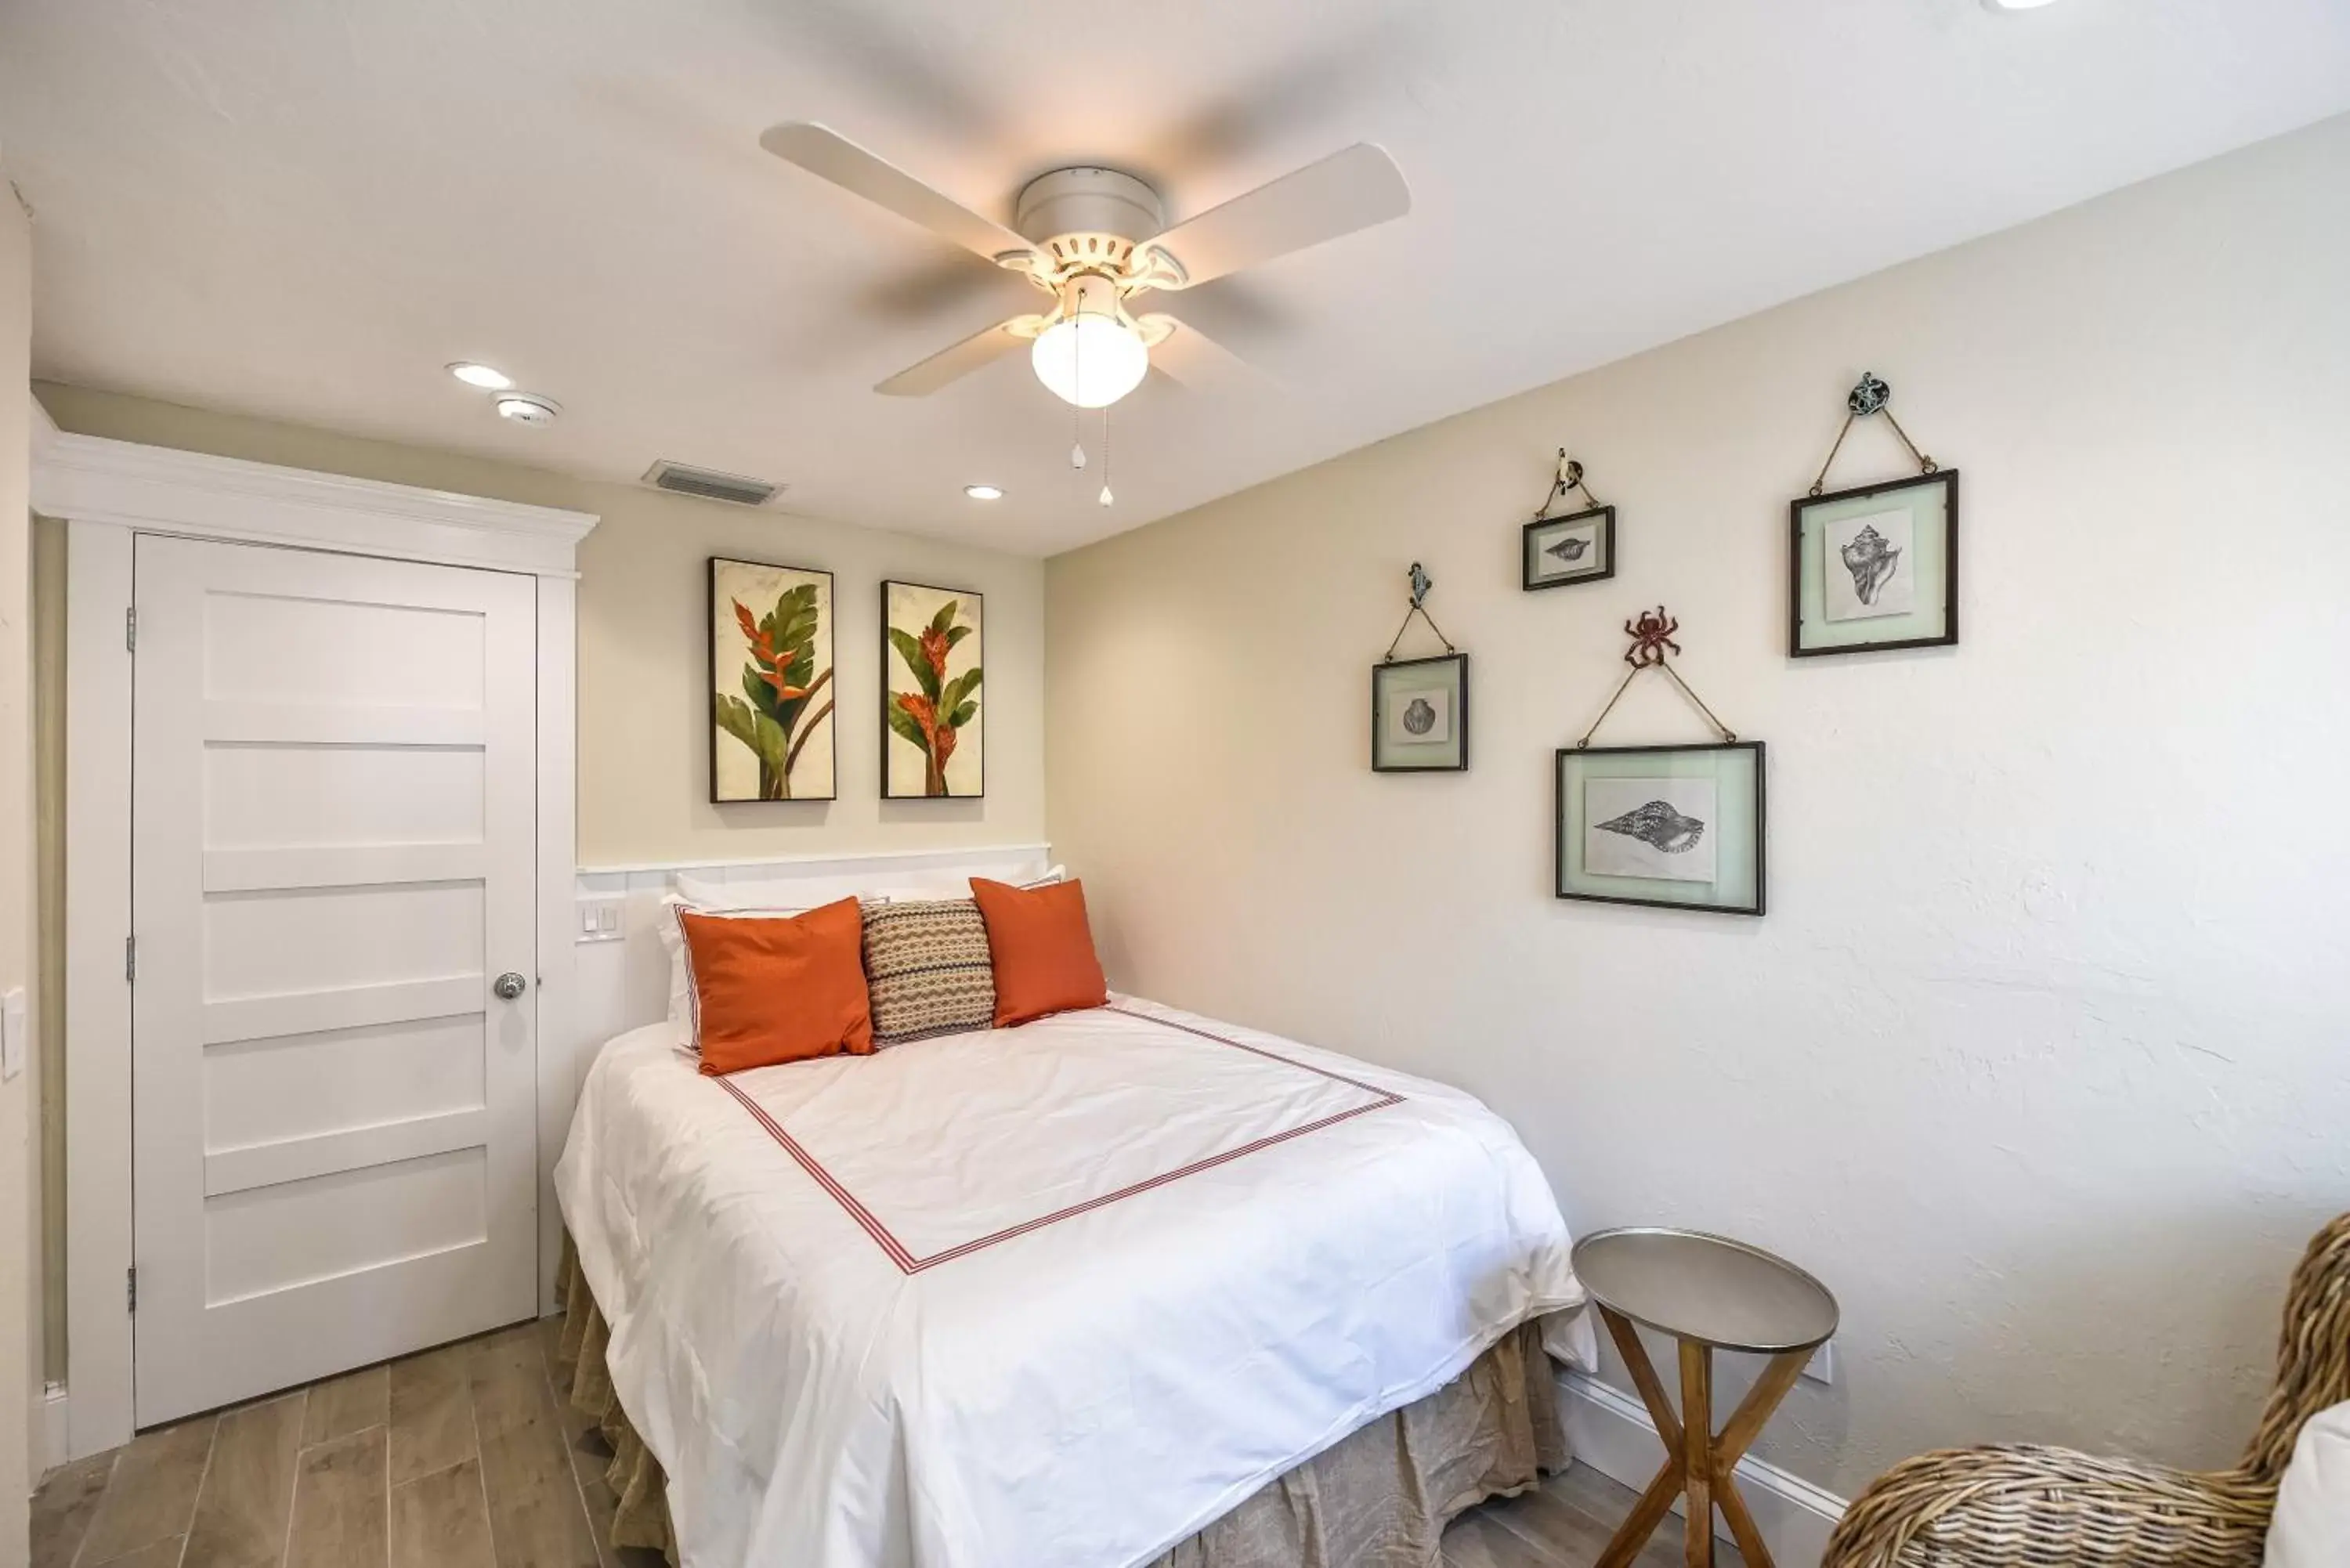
[642,461,784,508]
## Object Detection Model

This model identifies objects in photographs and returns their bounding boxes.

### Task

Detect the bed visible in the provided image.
[554,988,1593,1568]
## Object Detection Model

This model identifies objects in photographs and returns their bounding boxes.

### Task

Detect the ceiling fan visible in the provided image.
[760,123,1411,408]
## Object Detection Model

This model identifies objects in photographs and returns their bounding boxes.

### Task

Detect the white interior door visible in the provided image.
[131,533,540,1425]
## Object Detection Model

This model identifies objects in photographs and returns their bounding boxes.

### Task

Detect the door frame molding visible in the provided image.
[39,433,597,1458]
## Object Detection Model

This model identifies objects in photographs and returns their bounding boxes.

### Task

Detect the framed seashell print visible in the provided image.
[1789,470,1958,656]
[1521,450,1615,591]
[1523,504,1615,590]
[1554,741,1764,915]
[1372,652,1469,772]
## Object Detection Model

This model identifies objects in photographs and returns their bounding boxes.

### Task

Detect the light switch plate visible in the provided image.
[576,894,625,945]
[2,986,24,1081]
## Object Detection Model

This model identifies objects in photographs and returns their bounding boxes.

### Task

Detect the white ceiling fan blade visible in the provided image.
[1137,313,1260,392]
[875,316,1042,396]
[760,122,1039,269]
[1141,143,1408,289]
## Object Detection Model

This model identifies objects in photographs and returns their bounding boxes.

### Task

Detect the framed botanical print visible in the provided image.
[1523,505,1615,591]
[709,556,836,802]
[1790,470,1958,656]
[1372,653,1468,772]
[882,580,983,798]
[1554,741,1764,915]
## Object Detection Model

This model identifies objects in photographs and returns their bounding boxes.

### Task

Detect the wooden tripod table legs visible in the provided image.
[1591,1307,1812,1568]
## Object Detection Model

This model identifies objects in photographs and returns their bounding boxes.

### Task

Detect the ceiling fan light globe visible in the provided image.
[1031,315,1148,409]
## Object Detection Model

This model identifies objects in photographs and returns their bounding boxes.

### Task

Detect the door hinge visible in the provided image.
[126,1266,137,1313]
[125,935,136,985]
[125,605,136,653]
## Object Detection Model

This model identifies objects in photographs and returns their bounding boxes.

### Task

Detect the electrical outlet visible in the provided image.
[576,894,625,944]
[1801,1339,1835,1386]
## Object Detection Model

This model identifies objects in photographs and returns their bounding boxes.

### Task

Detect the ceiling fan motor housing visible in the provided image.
[1014,166,1165,272]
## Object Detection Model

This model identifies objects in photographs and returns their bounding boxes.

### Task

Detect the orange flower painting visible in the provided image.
[711,558,836,802]
[882,581,982,798]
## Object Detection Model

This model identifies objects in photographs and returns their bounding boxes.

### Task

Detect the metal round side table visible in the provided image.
[1570,1227,1838,1568]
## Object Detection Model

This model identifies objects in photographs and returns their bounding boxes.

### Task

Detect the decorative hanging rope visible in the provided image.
[1381,562,1458,663]
[1531,449,1603,519]
[1808,372,1937,496]
[1574,606,1738,748]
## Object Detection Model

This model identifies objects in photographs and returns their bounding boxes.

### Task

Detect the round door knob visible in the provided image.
[494,971,528,1001]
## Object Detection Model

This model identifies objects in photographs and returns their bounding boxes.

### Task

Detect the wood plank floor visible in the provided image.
[33,1318,653,1568]
[34,1318,1734,1568]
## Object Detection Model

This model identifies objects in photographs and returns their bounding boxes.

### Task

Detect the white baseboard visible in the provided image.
[1559,1368,1845,1567]
[41,1382,70,1475]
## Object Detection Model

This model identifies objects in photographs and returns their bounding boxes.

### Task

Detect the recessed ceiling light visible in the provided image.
[447,362,514,390]
[494,392,561,426]
[964,484,1005,501]
[1983,0,2059,9]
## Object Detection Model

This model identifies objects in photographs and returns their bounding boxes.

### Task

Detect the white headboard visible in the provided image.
[570,843,1053,1046]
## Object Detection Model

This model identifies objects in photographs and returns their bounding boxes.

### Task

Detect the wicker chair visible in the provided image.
[1823,1211,2350,1568]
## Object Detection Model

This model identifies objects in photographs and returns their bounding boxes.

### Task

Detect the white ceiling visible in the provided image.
[5,1,2348,555]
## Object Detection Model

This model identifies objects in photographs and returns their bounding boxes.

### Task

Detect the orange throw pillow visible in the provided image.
[678,898,874,1074]
[970,877,1108,1027]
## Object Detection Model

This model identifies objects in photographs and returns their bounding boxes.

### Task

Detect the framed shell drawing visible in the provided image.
[1521,451,1614,591]
[1372,653,1469,772]
[1789,470,1958,656]
[1523,506,1616,591]
[709,556,837,802]
[1555,741,1765,916]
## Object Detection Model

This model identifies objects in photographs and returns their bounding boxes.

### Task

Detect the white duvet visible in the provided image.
[555,995,1591,1568]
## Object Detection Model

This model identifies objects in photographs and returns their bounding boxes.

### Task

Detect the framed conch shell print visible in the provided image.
[1789,470,1958,656]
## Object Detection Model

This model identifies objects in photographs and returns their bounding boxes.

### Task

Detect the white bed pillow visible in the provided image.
[678,865,1065,907]
[2267,1400,2350,1568]
[886,863,1067,900]
[671,873,880,912]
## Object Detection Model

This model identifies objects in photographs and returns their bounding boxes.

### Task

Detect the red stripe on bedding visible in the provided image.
[1101,1006,1400,1097]
[711,1074,919,1273]
[713,1006,1401,1274]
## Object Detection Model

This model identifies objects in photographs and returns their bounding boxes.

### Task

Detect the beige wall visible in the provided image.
[4,162,39,1559]
[31,385,1047,869]
[1046,114,2350,1495]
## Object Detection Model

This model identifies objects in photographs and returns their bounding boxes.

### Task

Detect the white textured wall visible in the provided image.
[3,161,39,1557]
[31,385,1047,870]
[1045,115,2350,1494]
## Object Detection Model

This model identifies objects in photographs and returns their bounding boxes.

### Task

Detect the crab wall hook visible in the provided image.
[1623,606,1681,668]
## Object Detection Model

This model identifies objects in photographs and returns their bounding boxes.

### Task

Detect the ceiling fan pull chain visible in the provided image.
[1098,405,1114,507]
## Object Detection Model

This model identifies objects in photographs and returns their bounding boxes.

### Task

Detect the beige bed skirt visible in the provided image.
[551,1239,1569,1568]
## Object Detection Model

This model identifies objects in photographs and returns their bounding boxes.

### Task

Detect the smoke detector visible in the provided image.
[494,392,561,426]
[642,461,786,508]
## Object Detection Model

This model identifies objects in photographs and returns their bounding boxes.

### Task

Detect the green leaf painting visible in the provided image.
[882,581,983,798]
[710,559,836,801]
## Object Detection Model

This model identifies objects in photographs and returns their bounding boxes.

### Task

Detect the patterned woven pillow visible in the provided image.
[860,898,996,1046]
